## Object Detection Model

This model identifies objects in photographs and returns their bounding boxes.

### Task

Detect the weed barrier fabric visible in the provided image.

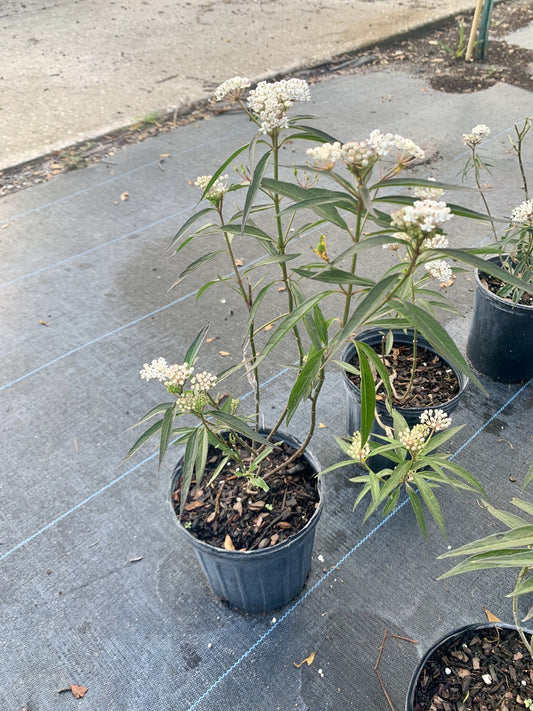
[1,70,532,709]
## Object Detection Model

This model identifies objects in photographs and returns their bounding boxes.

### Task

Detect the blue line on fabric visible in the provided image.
[0,207,193,288]
[185,378,532,711]
[5,127,245,223]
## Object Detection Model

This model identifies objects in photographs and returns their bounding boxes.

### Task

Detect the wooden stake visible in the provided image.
[465,0,484,62]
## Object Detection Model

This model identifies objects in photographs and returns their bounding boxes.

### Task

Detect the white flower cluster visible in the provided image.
[393,135,425,162]
[165,363,194,388]
[347,431,370,463]
[424,259,453,283]
[414,180,444,200]
[139,358,217,410]
[420,408,452,431]
[194,174,229,202]
[140,357,170,382]
[340,141,375,171]
[399,423,429,456]
[248,78,310,134]
[391,199,452,235]
[214,76,251,102]
[462,124,490,147]
[511,199,533,226]
[306,141,342,170]
[191,371,217,393]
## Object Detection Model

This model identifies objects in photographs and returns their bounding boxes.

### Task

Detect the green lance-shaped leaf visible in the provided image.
[434,248,532,291]
[439,525,533,559]
[355,340,393,404]
[194,426,209,489]
[481,500,529,530]
[286,346,324,424]
[206,410,271,447]
[241,150,271,234]
[510,497,533,518]
[123,417,165,464]
[439,549,533,579]
[184,324,210,366]
[201,141,251,200]
[289,123,341,144]
[382,488,401,518]
[255,292,331,366]
[278,191,359,217]
[261,178,350,229]
[413,472,446,537]
[158,405,175,470]
[406,483,427,538]
[180,427,203,517]
[354,342,375,447]
[370,177,475,192]
[508,573,533,598]
[130,401,176,428]
[295,266,375,287]
[170,250,224,289]
[523,463,533,493]
[428,455,486,495]
[390,297,483,392]
[167,207,215,252]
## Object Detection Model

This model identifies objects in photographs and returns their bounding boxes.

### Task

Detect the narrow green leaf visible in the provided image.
[439,550,533,579]
[170,250,224,289]
[242,151,271,233]
[435,248,530,291]
[355,340,393,403]
[382,488,401,517]
[295,266,374,286]
[523,463,533,492]
[510,497,533,518]
[207,410,270,446]
[167,207,214,252]
[202,142,251,198]
[158,406,175,470]
[414,474,445,536]
[289,124,341,143]
[124,417,165,463]
[481,500,529,530]
[130,401,175,428]
[508,573,533,597]
[184,325,210,366]
[354,342,375,446]
[438,525,533,558]
[286,347,324,424]
[406,483,427,537]
[194,427,209,488]
[180,428,201,517]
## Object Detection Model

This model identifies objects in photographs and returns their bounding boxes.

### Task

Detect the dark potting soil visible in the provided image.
[347,342,460,408]
[480,273,533,308]
[171,440,320,551]
[413,626,533,711]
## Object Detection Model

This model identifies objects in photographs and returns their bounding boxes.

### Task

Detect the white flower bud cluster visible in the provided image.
[424,233,449,249]
[165,363,194,388]
[393,135,425,162]
[424,259,453,283]
[191,371,217,394]
[348,431,371,463]
[140,357,170,381]
[462,124,490,147]
[511,199,533,226]
[306,141,343,170]
[340,141,375,171]
[214,76,251,102]
[420,409,452,431]
[194,174,229,202]
[399,424,429,455]
[248,78,310,134]
[391,199,452,234]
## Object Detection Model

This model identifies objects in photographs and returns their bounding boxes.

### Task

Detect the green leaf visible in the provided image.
[438,525,533,558]
[286,346,324,424]
[406,483,427,537]
[294,266,374,286]
[355,340,393,404]
[439,550,533,579]
[413,473,445,536]
[194,427,209,488]
[242,150,271,233]
[382,488,401,517]
[167,207,214,252]
[508,573,533,597]
[202,142,251,198]
[170,250,224,289]
[289,123,341,143]
[207,456,229,486]
[510,497,533,518]
[429,456,485,494]
[123,417,165,463]
[131,401,175,428]
[523,463,533,492]
[354,342,376,446]
[390,297,483,392]
[435,248,531,291]
[184,325,210,366]
[207,410,271,446]
[261,178,350,229]
[180,428,202,517]
[332,235,404,265]
[481,500,529,530]
[159,406,175,470]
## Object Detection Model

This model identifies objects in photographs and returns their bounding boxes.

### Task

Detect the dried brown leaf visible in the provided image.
[39,319,50,326]
[70,685,88,699]
[294,651,316,668]
[483,607,501,623]
[120,191,129,201]
[184,500,204,511]
[224,534,235,551]
[219,351,230,356]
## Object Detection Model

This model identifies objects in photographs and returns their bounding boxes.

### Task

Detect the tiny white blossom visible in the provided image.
[367,129,396,157]
[462,124,490,147]
[399,424,429,455]
[391,199,452,234]
[393,134,425,162]
[511,199,533,226]
[340,141,376,171]
[306,142,342,170]
[140,357,169,381]
[194,174,229,203]
[347,431,370,463]
[425,259,453,282]
[214,76,251,101]
[420,409,452,431]
[165,362,194,388]
[191,371,217,394]
[248,78,310,134]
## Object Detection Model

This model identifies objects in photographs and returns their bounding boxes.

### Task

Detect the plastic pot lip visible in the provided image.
[168,429,324,559]
[341,327,469,414]
[405,621,533,710]
[475,255,533,312]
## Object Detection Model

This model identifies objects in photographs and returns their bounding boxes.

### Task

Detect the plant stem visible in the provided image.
[512,567,533,656]
[342,198,364,327]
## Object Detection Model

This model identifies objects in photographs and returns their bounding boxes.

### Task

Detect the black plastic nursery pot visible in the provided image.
[169,431,323,613]
[342,329,468,469]
[405,622,533,711]
[466,257,533,382]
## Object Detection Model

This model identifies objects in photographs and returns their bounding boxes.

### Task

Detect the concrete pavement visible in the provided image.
[2,0,478,171]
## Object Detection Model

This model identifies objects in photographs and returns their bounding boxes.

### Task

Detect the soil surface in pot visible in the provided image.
[172,440,320,551]
[413,625,533,711]
[348,341,460,408]
[480,271,533,308]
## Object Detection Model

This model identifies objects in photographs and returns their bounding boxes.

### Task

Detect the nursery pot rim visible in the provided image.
[475,255,533,312]
[168,429,324,559]
[405,621,533,711]
[342,327,469,414]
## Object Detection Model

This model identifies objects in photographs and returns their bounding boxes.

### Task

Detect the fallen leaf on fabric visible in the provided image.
[264,324,273,331]
[1,223,10,229]
[224,534,235,551]
[235,259,243,266]
[318,423,327,428]
[206,337,219,343]
[129,556,143,563]
[440,276,455,288]
[294,651,316,668]
[278,286,286,292]
[70,684,88,699]
[159,153,170,158]
[39,319,50,326]
[483,607,501,623]
[120,191,129,201]
[219,351,230,356]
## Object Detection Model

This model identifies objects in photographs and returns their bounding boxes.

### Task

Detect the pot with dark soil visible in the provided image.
[169,429,323,613]
[406,623,533,711]
[342,328,468,470]
[466,256,533,382]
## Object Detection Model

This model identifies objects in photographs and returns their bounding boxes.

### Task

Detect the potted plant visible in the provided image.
[322,407,484,538]
[406,464,533,710]
[463,120,533,382]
